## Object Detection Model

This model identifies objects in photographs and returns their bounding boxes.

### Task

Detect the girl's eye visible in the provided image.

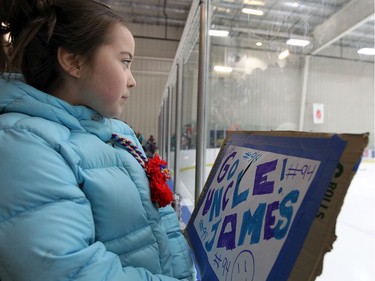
[122,59,132,68]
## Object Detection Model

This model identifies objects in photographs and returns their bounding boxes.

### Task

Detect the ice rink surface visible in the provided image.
[316,159,375,281]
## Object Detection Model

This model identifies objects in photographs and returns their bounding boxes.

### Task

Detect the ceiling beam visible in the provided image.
[311,0,374,54]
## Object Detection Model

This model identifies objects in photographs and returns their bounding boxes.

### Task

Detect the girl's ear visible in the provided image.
[57,47,82,78]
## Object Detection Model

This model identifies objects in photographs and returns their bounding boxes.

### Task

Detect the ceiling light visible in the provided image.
[214,65,233,73]
[242,8,264,16]
[256,42,263,46]
[244,0,265,6]
[215,7,231,13]
[209,30,229,37]
[287,38,310,47]
[285,2,299,8]
[358,48,375,55]
[278,49,290,60]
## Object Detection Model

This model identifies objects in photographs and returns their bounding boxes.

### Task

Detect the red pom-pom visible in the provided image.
[146,155,173,207]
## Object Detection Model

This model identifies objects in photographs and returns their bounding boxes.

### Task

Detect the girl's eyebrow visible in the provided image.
[120,51,134,59]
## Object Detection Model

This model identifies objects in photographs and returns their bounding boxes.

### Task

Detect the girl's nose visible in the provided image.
[128,72,136,88]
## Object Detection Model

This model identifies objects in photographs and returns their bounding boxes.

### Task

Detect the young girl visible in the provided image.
[0,1,196,280]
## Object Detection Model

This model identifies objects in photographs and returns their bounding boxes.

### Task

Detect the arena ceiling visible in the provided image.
[102,0,374,61]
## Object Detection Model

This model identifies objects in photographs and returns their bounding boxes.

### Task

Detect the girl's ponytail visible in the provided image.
[1,0,57,78]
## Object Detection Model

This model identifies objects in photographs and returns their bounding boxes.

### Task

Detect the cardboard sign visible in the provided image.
[185,131,368,281]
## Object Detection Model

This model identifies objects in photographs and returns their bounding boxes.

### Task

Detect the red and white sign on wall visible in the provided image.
[313,103,324,124]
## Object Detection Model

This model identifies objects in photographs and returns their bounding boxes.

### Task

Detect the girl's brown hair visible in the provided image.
[0,0,126,92]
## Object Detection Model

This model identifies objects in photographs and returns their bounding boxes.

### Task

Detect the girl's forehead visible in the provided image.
[106,24,135,54]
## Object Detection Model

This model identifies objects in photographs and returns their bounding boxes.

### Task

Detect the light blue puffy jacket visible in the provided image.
[0,76,196,281]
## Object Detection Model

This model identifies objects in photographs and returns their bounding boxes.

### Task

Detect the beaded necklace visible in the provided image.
[111,133,147,170]
[111,133,173,208]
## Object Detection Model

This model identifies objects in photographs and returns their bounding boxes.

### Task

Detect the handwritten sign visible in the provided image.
[186,131,351,281]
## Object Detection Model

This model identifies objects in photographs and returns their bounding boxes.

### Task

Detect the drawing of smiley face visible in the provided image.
[230,250,255,281]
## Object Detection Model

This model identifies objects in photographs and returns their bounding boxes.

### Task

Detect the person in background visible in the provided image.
[136,130,145,148]
[0,1,196,281]
[145,134,157,158]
